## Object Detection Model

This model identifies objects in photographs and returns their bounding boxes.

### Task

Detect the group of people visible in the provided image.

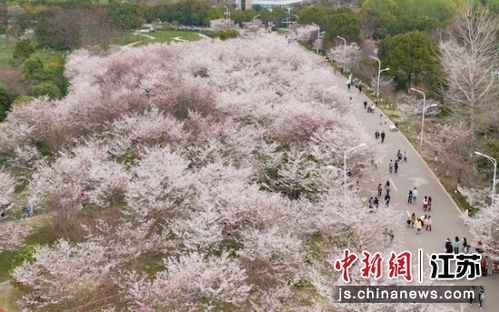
[374,130,386,143]
[369,181,391,210]
[407,212,432,234]
[388,149,408,174]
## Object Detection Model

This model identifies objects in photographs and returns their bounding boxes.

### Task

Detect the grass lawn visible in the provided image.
[0,40,15,67]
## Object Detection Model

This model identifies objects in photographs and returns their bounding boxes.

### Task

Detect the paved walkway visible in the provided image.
[326,66,498,311]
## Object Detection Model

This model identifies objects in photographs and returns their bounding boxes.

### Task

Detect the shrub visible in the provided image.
[13,40,35,61]
[32,82,62,99]
[23,56,44,76]
[213,29,239,40]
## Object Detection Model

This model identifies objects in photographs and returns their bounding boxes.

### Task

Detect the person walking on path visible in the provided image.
[385,180,390,196]
[397,149,403,161]
[425,215,432,231]
[445,238,453,253]
[411,212,416,228]
[364,101,368,110]
[384,193,390,206]
[478,286,485,310]
[380,131,386,143]
[412,187,418,203]
[408,190,413,204]
[463,237,470,253]
[358,84,363,93]
[403,151,407,162]
[423,196,428,211]
[452,236,460,254]
[375,130,379,140]
[377,183,382,197]
[389,160,393,174]
[427,196,432,211]
[415,218,423,234]
[394,160,399,174]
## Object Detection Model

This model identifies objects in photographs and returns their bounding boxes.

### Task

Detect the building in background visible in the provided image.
[236,0,302,10]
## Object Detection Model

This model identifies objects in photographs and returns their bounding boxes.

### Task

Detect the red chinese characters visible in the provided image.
[334,249,358,283]
[361,251,383,279]
[388,251,413,281]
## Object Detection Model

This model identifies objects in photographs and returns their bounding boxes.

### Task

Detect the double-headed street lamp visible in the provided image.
[343,143,366,191]
[410,87,438,148]
[311,23,325,54]
[336,35,346,46]
[474,151,497,207]
[369,55,389,99]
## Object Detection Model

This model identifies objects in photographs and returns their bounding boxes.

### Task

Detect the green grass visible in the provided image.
[0,40,15,66]
[0,251,16,282]
[32,49,66,64]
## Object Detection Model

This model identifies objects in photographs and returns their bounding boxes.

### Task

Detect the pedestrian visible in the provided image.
[411,212,416,228]
[364,101,368,110]
[445,238,453,253]
[385,180,390,196]
[415,218,422,234]
[403,151,407,162]
[389,160,393,174]
[373,197,379,208]
[408,190,413,204]
[347,81,351,90]
[368,197,374,209]
[397,149,402,161]
[463,237,470,253]
[377,183,382,197]
[476,240,485,253]
[380,131,385,143]
[412,187,418,203]
[379,114,383,125]
[384,193,390,206]
[358,84,363,93]
[389,229,394,244]
[394,160,399,174]
[425,215,432,231]
[427,196,432,211]
[452,236,460,254]
[375,130,379,139]
[423,196,428,211]
[478,287,485,310]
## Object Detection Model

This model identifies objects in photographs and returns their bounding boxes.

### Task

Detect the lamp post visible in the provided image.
[310,23,324,54]
[336,35,346,46]
[369,56,389,99]
[410,88,437,148]
[343,143,366,191]
[474,151,497,207]
[223,6,230,29]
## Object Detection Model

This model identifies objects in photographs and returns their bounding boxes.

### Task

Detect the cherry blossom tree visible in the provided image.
[439,6,499,133]
[327,43,362,71]
[0,171,15,206]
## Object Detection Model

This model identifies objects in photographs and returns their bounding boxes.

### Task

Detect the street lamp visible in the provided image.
[336,35,346,46]
[474,151,497,206]
[343,143,366,190]
[310,23,324,54]
[410,88,437,148]
[369,55,389,99]
[223,6,230,29]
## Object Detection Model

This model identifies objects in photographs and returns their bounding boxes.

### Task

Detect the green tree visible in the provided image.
[35,10,81,50]
[109,2,142,30]
[324,8,361,43]
[378,31,443,90]
[32,81,62,99]
[23,56,44,76]
[0,88,14,121]
[13,39,35,60]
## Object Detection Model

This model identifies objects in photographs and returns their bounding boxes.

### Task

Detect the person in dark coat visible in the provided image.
[445,238,453,253]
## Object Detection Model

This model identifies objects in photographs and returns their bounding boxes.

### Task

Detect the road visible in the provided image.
[326,68,499,311]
